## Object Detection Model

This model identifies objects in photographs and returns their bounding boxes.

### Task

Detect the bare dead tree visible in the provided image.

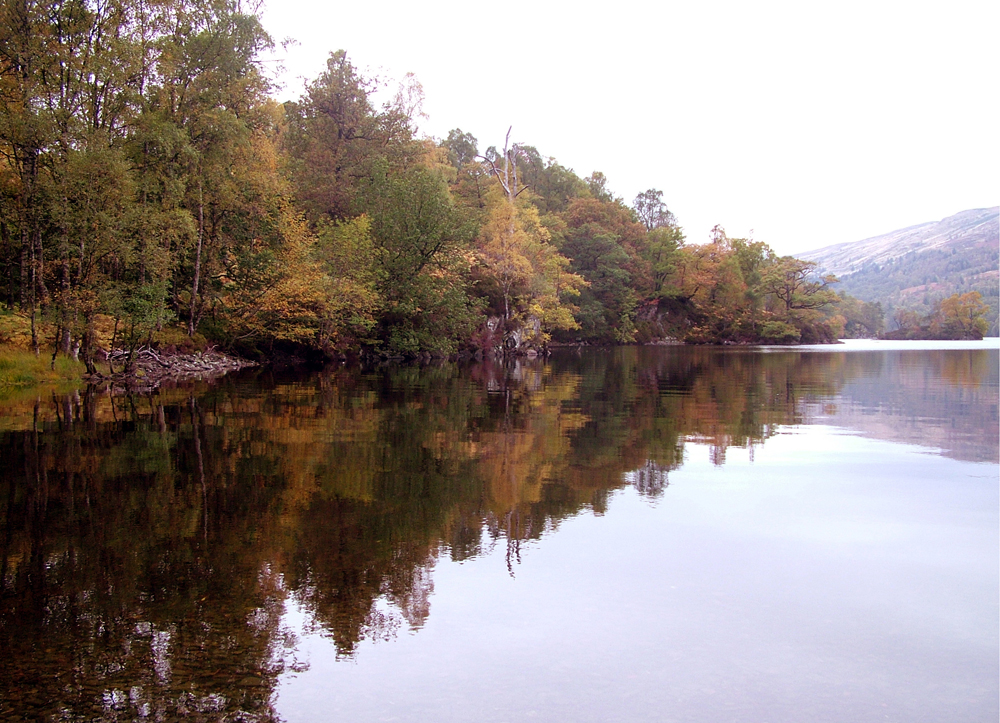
[478,126,530,204]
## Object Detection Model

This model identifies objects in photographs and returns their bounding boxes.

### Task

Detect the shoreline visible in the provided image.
[8,333,996,395]
[84,348,257,393]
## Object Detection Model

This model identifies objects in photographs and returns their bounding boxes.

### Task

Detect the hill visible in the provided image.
[796,208,1000,335]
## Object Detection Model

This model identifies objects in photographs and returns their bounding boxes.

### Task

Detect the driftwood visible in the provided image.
[87,347,256,392]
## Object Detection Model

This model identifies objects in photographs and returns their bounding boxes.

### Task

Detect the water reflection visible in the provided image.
[807,347,999,461]
[0,344,996,720]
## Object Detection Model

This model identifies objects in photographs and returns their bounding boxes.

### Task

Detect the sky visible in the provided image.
[259,0,999,257]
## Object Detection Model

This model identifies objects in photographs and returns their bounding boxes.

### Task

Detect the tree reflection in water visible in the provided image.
[0,346,995,720]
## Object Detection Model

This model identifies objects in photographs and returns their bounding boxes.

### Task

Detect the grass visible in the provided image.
[0,346,86,392]
[0,306,208,398]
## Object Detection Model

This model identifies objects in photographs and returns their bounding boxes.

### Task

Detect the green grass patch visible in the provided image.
[0,346,86,394]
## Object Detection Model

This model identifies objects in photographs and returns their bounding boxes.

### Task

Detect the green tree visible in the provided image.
[443,128,478,171]
[632,188,677,231]
[836,292,884,338]
[761,257,839,313]
[558,197,650,342]
[357,161,480,354]
[282,50,417,223]
[314,215,380,350]
[0,0,150,354]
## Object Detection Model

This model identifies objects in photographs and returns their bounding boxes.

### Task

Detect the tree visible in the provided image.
[893,307,920,331]
[359,163,472,291]
[282,50,417,223]
[585,171,613,202]
[557,196,653,341]
[164,5,275,334]
[313,215,380,350]
[837,293,884,338]
[643,225,685,298]
[357,161,480,354]
[559,220,633,341]
[475,138,585,348]
[0,0,150,353]
[632,188,677,231]
[477,190,532,322]
[55,142,137,371]
[761,257,838,312]
[476,188,585,337]
[443,128,478,171]
[930,291,988,339]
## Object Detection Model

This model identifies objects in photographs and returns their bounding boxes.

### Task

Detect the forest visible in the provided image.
[1,0,974,374]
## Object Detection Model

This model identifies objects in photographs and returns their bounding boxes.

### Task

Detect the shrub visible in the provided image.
[759,320,801,344]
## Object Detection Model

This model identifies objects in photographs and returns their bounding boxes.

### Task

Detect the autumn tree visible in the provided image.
[925,291,988,339]
[934,291,989,338]
[476,190,532,322]
[474,130,584,349]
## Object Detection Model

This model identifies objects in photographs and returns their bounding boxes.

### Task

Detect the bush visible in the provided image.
[759,320,801,344]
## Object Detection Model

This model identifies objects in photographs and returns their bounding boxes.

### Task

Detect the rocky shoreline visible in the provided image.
[86,348,257,392]
[79,335,851,393]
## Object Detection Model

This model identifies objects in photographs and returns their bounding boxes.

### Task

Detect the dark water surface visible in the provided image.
[1,341,997,722]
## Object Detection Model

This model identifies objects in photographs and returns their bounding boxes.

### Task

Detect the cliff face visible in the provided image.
[796,208,1000,334]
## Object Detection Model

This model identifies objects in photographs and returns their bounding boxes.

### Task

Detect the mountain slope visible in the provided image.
[796,208,999,334]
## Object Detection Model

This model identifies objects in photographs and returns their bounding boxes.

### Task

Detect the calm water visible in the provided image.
[1,341,997,722]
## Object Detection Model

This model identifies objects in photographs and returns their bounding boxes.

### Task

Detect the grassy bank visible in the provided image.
[0,347,86,395]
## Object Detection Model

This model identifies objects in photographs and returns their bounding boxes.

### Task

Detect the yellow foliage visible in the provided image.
[476,189,585,336]
[932,291,989,337]
[211,206,325,345]
[0,308,33,348]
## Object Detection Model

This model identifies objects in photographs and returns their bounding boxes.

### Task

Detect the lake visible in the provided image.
[1,340,997,722]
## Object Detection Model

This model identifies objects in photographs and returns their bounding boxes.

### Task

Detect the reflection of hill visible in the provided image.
[805,349,999,463]
[1,347,996,716]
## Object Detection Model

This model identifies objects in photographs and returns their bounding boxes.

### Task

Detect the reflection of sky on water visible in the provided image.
[3,342,996,722]
[276,427,998,723]
[281,339,1000,719]
[764,339,1000,352]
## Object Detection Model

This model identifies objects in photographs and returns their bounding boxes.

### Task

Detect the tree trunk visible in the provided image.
[188,178,204,337]
[60,225,71,355]
[81,312,97,375]
[20,226,30,311]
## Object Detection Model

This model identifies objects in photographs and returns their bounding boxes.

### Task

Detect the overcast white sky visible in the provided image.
[260,0,998,256]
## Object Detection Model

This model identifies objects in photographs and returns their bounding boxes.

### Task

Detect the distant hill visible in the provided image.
[796,208,999,335]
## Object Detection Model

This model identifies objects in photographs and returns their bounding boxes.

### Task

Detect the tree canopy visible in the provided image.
[0,2,869,363]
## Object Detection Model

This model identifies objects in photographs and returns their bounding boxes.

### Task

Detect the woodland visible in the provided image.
[1,0,981,374]
[834,244,999,336]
